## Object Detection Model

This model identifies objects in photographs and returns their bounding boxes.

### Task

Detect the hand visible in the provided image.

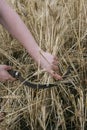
[0,65,15,81]
[39,51,62,80]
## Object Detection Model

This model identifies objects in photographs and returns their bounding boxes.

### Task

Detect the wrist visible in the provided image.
[27,46,42,64]
[34,48,44,65]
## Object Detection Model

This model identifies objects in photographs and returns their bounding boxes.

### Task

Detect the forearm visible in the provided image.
[0,0,40,63]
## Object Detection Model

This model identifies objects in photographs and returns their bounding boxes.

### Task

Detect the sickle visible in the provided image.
[7,69,58,89]
[7,65,72,89]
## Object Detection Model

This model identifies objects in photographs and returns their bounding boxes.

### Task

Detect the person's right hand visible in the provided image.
[0,65,15,81]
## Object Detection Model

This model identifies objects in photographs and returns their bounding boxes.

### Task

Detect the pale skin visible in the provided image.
[0,0,62,82]
[0,0,62,121]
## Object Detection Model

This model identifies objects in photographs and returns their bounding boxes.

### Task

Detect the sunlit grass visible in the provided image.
[0,0,87,130]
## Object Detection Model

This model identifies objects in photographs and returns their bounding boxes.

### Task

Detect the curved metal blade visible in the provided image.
[7,69,57,89]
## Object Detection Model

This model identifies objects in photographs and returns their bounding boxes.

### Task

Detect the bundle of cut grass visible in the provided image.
[0,0,87,130]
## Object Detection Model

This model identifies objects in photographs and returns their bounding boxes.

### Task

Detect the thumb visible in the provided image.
[3,65,12,70]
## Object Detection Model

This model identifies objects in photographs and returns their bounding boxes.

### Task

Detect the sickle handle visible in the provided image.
[7,69,21,79]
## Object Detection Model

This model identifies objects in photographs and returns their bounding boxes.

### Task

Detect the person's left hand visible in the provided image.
[39,51,62,80]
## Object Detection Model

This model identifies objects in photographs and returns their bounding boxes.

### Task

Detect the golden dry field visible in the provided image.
[0,0,87,130]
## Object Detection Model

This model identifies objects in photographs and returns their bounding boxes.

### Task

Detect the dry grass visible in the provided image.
[0,0,87,130]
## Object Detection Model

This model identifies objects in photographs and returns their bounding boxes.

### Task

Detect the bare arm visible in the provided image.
[0,0,40,63]
[0,0,61,80]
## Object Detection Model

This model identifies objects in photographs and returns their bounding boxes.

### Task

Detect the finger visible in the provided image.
[5,71,16,81]
[52,73,62,80]
[54,56,58,61]
[2,76,15,81]
[8,75,15,81]
[49,70,62,80]
[52,64,59,71]
[53,57,59,65]
[9,77,15,81]
[3,65,12,70]
[5,67,16,81]
[52,60,58,65]
[0,77,15,81]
